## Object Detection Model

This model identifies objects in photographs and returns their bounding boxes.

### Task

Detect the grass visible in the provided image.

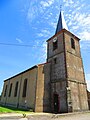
[0,105,33,114]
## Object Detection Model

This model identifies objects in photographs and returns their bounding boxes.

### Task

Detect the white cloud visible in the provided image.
[86,74,90,91]
[64,1,90,42]
[16,38,23,43]
[40,1,50,8]
[70,25,79,30]
[75,13,90,28]
[37,29,51,38]
[80,41,90,50]
[63,0,74,6]
[86,80,90,91]
[27,5,38,23]
[37,33,44,37]
[87,80,90,91]
[26,0,55,24]
[38,41,47,63]
[79,31,90,41]
[86,74,90,81]
[40,0,54,8]
[49,22,57,29]
[86,74,90,92]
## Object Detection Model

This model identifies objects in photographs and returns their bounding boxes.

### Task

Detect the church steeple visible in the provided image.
[55,10,68,34]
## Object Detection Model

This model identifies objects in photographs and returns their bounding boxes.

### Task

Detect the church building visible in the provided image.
[0,9,89,113]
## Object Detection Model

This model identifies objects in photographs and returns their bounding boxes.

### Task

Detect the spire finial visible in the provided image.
[60,5,62,11]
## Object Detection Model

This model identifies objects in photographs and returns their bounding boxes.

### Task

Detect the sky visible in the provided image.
[0,0,90,94]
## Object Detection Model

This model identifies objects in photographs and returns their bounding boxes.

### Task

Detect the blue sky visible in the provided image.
[0,0,90,94]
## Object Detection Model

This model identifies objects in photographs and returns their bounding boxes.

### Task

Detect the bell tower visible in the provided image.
[47,10,88,113]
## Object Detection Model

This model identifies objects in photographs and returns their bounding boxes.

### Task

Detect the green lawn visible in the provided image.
[0,106,33,114]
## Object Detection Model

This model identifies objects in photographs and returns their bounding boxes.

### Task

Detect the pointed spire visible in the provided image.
[55,9,68,34]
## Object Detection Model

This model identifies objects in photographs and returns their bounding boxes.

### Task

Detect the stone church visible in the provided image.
[0,10,89,113]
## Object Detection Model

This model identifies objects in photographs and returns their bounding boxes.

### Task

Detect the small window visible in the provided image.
[54,58,57,64]
[53,41,58,50]
[71,38,75,49]
[22,79,27,97]
[4,85,7,97]
[14,81,18,97]
[8,83,12,97]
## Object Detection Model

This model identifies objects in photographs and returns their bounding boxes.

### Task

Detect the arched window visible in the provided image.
[4,85,7,97]
[71,38,75,49]
[14,81,18,97]
[53,41,58,50]
[53,37,58,50]
[22,79,27,97]
[8,83,12,97]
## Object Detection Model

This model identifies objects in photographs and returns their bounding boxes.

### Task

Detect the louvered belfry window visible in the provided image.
[71,38,75,49]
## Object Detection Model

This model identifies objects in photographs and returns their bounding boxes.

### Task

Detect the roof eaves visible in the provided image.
[4,65,38,82]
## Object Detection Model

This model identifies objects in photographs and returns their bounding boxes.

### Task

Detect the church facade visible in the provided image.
[0,10,89,113]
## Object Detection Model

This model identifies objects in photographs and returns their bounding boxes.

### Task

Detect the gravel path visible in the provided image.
[27,113,90,120]
[0,112,90,120]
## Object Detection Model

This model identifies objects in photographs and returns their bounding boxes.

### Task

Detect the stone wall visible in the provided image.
[51,81,67,113]
[64,31,89,111]
[47,32,68,113]
[35,63,51,112]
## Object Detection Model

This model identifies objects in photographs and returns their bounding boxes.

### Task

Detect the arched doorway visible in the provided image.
[53,94,59,113]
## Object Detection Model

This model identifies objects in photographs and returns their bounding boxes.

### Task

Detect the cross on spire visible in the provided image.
[60,5,62,11]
